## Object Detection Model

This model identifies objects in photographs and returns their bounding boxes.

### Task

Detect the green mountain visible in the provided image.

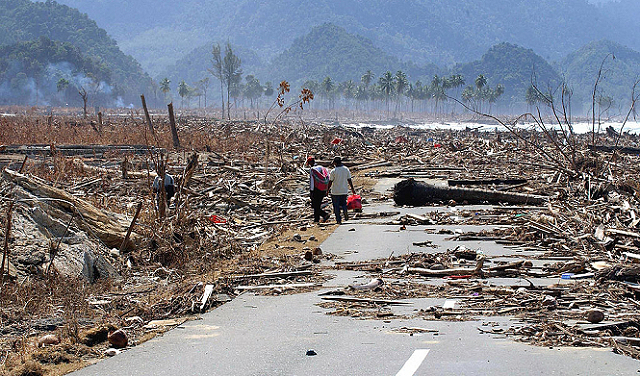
[561,40,640,115]
[54,0,625,77]
[453,43,562,107]
[268,23,438,86]
[0,0,152,104]
[0,37,113,106]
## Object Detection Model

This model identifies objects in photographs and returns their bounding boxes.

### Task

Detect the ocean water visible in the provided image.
[346,121,640,135]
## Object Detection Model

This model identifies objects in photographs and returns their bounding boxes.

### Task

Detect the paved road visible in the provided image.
[72,202,640,376]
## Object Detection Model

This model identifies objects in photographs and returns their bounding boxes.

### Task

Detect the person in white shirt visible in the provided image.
[152,173,175,208]
[327,156,356,224]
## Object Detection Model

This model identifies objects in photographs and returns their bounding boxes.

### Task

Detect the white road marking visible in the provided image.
[395,349,430,376]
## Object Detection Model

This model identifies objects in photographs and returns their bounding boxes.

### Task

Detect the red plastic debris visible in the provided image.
[209,214,227,224]
[331,138,342,145]
[443,275,472,280]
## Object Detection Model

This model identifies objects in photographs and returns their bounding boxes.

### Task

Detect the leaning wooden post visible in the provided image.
[167,102,180,149]
[141,95,156,139]
[119,202,143,252]
[0,200,14,286]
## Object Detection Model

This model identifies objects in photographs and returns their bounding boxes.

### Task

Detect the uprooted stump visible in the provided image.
[393,178,548,206]
[1,169,143,281]
[3,169,141,250]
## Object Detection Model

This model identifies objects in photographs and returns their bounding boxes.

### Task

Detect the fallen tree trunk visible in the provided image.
[0,144,164,157]
[407,257,485,277]
[393,178,548,206]
[3,169,142,250]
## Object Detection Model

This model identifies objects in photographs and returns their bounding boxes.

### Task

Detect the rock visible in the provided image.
[623,326,639,337]
[104,348,121,357]
[81,325,114,346]
[107,329,128,348]
[585,309,605,323]
[312,247,322,256]
[124,316,144,325]
[304,251,313,261]
[37,334,60,347]
[306,349,317,356]
[542,295,557,309]
[293,234,303,242]
[309,235,317,241]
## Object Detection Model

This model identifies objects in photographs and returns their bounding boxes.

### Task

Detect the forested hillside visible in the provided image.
[1,0,152,104]
[452,43,562,109]
[268,24,438,86]
[56,0,623,77]
[0,37,114,106]
[560,40,640,116]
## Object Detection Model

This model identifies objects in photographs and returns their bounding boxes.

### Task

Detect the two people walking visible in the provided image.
[307,156,356,224]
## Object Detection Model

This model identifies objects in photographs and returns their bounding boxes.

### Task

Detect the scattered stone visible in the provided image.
[585,309,605,324]
[306,349,317,356]
[36,334,60,347]
[104,348,121,357]
[108,329,128,348]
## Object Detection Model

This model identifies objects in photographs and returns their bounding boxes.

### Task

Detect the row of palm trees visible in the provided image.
[158,69,506,117]
[302,70,504,116]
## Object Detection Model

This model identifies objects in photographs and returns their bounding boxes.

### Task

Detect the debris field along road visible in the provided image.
[70,200,640,376]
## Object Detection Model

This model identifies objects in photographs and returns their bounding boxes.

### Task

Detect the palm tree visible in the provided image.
[361,70,374,88]
[488,84,505,113]
[160,78,171,102]
[361,70,375,110]
[222,43,242,119]
[178,80,190,108]
[321,76,334,109]
[379,71,394,117]
[475,74,487,90]
[431,75,445,114]
[198,77,210,109]
[394,70,408,113]
[342,80,356,108]
[208,44,225,118]
[354,84,368,111]
[474,74,488,112]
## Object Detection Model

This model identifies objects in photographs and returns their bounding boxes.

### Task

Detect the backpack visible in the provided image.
[311,167,330,191]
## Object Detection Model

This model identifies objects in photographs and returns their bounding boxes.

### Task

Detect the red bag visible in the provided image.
[347,194,362,210]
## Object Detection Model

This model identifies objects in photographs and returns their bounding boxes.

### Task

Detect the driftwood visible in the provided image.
[3,169,141,250]
[448,179,527,187]
[73,159,151,179]
[236,283,319,290]
[393,178,547,206]
[0,144,164,157]
[407,257,485,277]
[320,296,411,305]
